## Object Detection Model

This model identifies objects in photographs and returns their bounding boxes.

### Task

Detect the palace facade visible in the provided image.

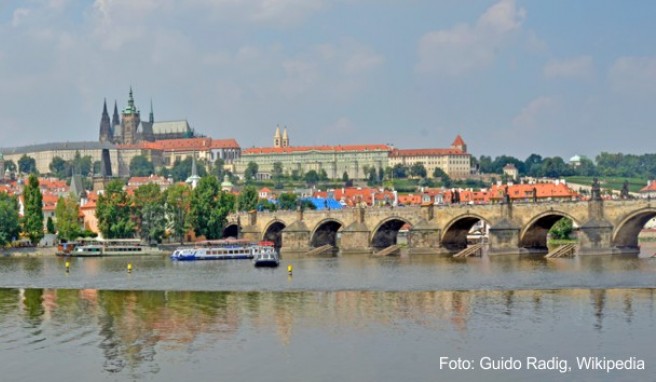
[235,129,472,180]
[388,135,472,179]
[235,126,391,179]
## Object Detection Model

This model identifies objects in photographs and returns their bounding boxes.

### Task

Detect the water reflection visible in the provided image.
[0,287,654,380]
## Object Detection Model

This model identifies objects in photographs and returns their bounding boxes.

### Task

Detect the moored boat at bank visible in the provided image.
[60,239,164,257]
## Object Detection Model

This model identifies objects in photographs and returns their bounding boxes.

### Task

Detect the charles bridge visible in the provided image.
[225,198,656,256]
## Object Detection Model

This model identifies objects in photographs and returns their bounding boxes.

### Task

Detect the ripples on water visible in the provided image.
[1,247,656,381]
[0,288,654,381]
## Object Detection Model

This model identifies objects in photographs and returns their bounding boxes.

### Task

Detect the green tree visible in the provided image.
[277,192,298,210]
[367,167,377,186]
[291,169,302,181]
[133,183,166,244]
[55,194,80,241]
[342,171,349,183]
[238,185,259,212]
[22,174,44,244]
[0,193,20,246]
[257,199,277,212]
[211,158,226,180]
[574,156,598,177]
[92,160,102,175]
[49,156,70,178]
[96,179,135,238]
[432,168,452,187]
[244,161,259,182]
[170,157,207,182]
[188,176,228,239]
[129,155,155,177]
[410,162,427,178]
[4,160,16,172]
[304,170,320,185]
[549,218,573,240]
[272,161,283,179]
[70,151,93,176]
[524,154,543,177]
[18,155,38,174]
[164,183,192,244]
[319,168,329,181]
[46,217,56,234]
[392,163,408,178]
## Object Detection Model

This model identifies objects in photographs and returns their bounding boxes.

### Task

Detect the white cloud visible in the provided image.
[280,41,383,97]
[11,8,31,27]
[179,0,326,26]
[544,56,594,79]
[416,0,525,75]
[512,96,556,130]
[249,0,325,25]
[609,56,656,94]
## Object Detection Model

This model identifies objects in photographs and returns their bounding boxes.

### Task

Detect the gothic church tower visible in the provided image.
[121,87,141,145]
[282,126,289,147]
[99,99,112,143]
[274,125,282,148]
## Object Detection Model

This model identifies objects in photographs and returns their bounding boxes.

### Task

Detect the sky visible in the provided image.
[1,0,655,160]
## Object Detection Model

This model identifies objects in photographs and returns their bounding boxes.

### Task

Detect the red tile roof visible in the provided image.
[452,134,466,146]
[488,183,578,200]
[639,181,656,192]
[121,137,240,151]
[243,144,392,155]
[390,148,466,157]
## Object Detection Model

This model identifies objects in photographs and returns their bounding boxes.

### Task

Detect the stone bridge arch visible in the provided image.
[310,218,345,248]
[262,219,287,249]
[222,223,239,239]
[370,217,412,249]
[612,207,656,249]
[441,214,490,250]
[519,210,580,251]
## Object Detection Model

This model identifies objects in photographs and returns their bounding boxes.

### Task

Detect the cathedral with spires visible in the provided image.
[99,87,193,145]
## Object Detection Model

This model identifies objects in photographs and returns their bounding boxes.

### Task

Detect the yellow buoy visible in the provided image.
[127,263,133,273]
[287,264,293,275]
[65,261,70,272]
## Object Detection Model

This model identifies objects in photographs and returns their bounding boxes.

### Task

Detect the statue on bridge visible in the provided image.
[591,177,602,201]
[621,180,630,199]
[503,186,511,204]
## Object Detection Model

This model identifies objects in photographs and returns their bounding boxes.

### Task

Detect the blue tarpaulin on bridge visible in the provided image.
[302,197,343,210]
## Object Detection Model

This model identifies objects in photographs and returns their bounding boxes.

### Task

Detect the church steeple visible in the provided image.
[112,101,120,130]
[124,86,138,114]
[282,126,289,147]
[274,125,282,148]
[99,98,111,143]
[149,99,154,124]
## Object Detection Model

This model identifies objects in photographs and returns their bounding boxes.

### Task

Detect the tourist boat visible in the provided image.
[56,241,80,256]
[170,240,277,261]
[253,242,280,267]
[62,239,164,257]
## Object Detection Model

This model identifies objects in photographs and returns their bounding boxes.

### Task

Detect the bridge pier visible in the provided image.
[487,203,522,255]
[281,219,311,255]
[340,207,372,254]
[240,211,262,243]
[577,198,617,255]
[408,219,442,255]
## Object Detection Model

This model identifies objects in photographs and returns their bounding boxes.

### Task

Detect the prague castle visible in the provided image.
[0,88,241,180]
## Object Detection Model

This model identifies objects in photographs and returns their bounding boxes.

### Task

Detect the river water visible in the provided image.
[1,245,656,381]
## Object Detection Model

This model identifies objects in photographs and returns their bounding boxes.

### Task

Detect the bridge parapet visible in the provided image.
[226,199,655,255]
